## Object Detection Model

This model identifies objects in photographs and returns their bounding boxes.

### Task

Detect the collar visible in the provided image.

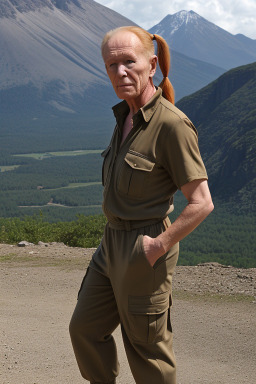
[112,87,163,127]
[140,87,162,122]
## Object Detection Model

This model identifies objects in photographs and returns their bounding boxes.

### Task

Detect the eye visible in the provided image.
[126,60,135,65]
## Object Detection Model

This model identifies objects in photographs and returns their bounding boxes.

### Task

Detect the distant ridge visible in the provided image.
[0,1,225,113]
[0,0,135,94]
[149,10,256,69]
[177,62,256,210]
[0,0,137,149]
[0,0,226,148]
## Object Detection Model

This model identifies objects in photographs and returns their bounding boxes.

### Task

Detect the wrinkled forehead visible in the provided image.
[102,31,145,60]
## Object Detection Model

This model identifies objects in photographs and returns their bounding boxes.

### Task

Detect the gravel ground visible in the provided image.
[0,243,255,384]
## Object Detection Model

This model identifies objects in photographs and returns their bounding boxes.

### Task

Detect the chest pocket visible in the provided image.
[101,146,112,186]
[117,151,155,199]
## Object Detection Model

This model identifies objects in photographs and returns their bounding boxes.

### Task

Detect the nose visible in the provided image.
[117,63,127,77]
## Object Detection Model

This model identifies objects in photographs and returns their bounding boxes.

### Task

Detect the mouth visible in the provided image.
[118,84,133,88]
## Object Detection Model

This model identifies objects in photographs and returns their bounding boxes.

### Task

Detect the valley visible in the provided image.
[0,1,255,269]
[13,149,103,160]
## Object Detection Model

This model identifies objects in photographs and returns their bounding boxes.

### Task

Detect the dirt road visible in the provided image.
[1,243,255,384]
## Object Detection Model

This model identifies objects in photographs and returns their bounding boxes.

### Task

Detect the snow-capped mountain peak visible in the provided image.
[149,10,256,69]
[173,10,200,25]
[152,10,204,36]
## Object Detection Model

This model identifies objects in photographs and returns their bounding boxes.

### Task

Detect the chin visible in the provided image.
[116,91,135,100]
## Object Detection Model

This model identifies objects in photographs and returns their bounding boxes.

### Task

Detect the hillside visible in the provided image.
[0,0,133,90]
[0,0,136,152]
[177,62,256,210]
[165,49,225,101]
[149,10,256,69]
[0,1,226,138]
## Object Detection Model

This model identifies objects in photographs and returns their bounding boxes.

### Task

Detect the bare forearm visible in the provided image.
[156,199,214,253]
[142,179,214,266]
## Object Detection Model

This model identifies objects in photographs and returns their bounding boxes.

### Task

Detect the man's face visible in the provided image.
[103,31,156,101]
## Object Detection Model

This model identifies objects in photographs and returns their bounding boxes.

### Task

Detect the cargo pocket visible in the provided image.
[117,151,155,199]
[128,291,170,343]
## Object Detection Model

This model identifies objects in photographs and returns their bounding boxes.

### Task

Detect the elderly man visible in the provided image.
[69,26,214,384]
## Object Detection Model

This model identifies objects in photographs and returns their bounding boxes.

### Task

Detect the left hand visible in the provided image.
[142,235,165,267]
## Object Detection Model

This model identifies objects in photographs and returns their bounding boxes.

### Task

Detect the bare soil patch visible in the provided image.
[1,243,255,384]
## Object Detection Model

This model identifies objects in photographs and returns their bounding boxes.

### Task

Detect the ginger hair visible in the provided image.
[101,26,175,104]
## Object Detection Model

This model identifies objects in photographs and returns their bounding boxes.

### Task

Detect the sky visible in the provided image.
[95,0,256,39]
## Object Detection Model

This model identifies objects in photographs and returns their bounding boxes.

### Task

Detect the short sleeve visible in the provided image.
[159,117,208,189]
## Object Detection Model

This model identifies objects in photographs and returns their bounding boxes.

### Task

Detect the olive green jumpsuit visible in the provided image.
[69,88,208,384]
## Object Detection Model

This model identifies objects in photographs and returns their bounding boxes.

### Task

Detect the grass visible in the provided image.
[0,165,20,172]
[0,253,17,262]
[46,182,102,191]
[0,250,91,270]
[19,203,102,209]
[173,289,255,303]
[13,149,103,160]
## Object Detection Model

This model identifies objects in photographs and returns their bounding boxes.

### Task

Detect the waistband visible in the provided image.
[108,217,171,231]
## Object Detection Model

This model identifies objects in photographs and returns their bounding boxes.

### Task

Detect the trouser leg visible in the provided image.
[121,308,176,384]
[69,268,120,383]
[70,219,179,383]
[106,221,179,384]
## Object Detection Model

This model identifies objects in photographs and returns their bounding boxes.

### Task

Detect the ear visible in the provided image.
[149,55,157,77]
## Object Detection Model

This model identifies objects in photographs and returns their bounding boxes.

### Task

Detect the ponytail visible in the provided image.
[152,34,175,104]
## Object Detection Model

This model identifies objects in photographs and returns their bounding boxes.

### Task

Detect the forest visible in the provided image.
[0,151,103,219]
[0,208,255,268]
[0,149,255,269]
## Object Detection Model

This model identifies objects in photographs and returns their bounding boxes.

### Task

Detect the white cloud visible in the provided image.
[95,0,256,38]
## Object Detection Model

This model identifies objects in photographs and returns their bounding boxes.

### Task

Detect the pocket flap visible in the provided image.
[128,291,170,315]
[124,152,155,172]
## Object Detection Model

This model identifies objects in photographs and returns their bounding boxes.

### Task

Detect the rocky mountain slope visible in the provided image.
[0,0,133,91]
[0,0,227,153]
[0,1,225,118]
[149,10,256,70]
[1,2,255,202]
[177,62,256,210]
[0,0,134,113]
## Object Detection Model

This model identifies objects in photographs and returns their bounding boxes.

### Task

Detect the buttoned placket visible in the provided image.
[102,114,145,218]
[102,89,162,221]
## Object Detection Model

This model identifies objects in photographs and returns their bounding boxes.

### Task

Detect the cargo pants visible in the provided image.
[69,217,179,384]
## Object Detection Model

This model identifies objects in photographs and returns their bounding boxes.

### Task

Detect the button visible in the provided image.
[134,163,137,167]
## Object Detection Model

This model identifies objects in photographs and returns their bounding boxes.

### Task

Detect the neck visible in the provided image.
[126,82,156,115]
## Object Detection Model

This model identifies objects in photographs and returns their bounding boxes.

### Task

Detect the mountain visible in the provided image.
[0,0,134,112]
[0,1,224,110]
[0,0,135,92]
[168,49,225,100]
[149,11,256,70]
[0,1,226,153]
[0,0,138,152]
[176,62,256,211]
